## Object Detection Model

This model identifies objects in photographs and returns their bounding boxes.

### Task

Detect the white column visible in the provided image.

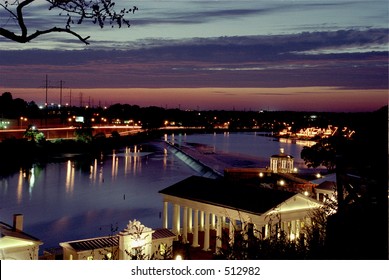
[211,214,216,229]
[286,221,290,238]
[183,206,188,243]
[229,219,235,244]
[222,216,226,229]
[173,204,180,238]
[200,211,204,231]
[188,208,193,233]
[162,201,168,229]
[216,215,222,253]
[291,220,296,240]
[172,204,177,234]
[192,209,199,247]
[203,212,210,251]
[253,223,259,238]
[264,224,268,239]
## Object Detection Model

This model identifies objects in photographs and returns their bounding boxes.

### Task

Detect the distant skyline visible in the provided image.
[0,0,388,112]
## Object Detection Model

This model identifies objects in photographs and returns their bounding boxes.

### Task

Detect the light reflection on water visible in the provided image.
[0,141,196,250]
[0,133,313,252]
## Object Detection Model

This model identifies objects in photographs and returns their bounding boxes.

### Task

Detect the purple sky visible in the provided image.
[0,0,388,111]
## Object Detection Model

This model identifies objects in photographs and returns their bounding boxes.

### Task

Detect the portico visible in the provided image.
[159,176,322,251]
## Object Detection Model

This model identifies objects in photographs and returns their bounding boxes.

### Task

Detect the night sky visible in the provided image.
[0,0,388,111]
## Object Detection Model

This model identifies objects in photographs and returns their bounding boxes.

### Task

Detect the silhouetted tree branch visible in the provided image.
[0,0,138,44]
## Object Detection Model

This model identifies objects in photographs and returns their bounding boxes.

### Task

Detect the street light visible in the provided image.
[20,117,27,128]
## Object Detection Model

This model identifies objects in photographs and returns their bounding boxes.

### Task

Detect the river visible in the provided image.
[0,132,314,253]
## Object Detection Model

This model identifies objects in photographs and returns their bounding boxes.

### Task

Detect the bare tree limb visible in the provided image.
[0,0,136,44]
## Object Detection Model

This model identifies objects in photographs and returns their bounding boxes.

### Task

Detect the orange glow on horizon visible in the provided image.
[1,86,387,112]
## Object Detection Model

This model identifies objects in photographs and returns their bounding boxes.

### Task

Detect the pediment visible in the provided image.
[264,194,322,215]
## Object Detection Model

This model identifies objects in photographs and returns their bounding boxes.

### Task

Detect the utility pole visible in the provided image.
[45,75,48,126]
[59,80,64,107]
[79,92,83,107]
[45,74,48,108]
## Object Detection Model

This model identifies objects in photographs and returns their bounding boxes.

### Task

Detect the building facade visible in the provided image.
[60,220,176,260]
[159,176,322,252]
[270,148,295,173]
[0,214,43,260]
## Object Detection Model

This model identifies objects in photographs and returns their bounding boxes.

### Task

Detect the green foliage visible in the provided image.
[35,132,46,144]
[216,200,338,260]
[303,197,337,259]
[301,131,351,171]
[24,125,46,143]
[156,243,173,260]
[215,225,307,260]
[126,247,152,260]
[301,140,336,170]
[74,125,94,143]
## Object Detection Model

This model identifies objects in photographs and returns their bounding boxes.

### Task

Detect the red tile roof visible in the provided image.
[63,229,175,252]
[66,236,118,251]
[152,228,176,240]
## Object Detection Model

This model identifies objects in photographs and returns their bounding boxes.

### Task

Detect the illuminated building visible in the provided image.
[59,220,175,260]
[0,214,43,260]
[270,148,295,173]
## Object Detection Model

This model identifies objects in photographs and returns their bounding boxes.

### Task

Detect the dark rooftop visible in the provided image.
[316,181,337,191]
[153,228,176,240]
[271,153,294,158]
[0,222,42,243]
[66,236,119,251]
[159,176,295,215]
[63,229,175,252]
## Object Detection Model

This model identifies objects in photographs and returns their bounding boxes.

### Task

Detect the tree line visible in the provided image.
[1,92,386,132]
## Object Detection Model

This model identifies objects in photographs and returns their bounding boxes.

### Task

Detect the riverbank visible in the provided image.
[0,130,164,177]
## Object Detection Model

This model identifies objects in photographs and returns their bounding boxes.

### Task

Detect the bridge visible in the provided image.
[0,125,143,141]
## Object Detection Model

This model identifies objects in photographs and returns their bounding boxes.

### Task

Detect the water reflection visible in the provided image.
[66,160,75,194]
[163,148,168,170]
[16,167,37,203]
[1,135,314,251]
[124,146,144,176]
[17,169,23,204]
[0,141,198,250]
[29,166,35,189]
[279,137,316,147]
[112,151,118,179]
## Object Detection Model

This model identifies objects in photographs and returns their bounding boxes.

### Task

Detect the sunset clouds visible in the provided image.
[0,0,387,111]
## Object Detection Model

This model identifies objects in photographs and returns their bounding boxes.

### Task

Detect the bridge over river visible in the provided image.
[0,125,143,141]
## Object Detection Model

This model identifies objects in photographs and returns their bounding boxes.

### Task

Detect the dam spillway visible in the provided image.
[164,141,223,179]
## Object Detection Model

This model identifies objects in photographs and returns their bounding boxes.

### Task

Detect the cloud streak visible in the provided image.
[1,28,387,90]
[0,1,387,111]
[129,1,367,27]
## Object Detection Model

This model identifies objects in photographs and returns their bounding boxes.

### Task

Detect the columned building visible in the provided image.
[159,176,322,251]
